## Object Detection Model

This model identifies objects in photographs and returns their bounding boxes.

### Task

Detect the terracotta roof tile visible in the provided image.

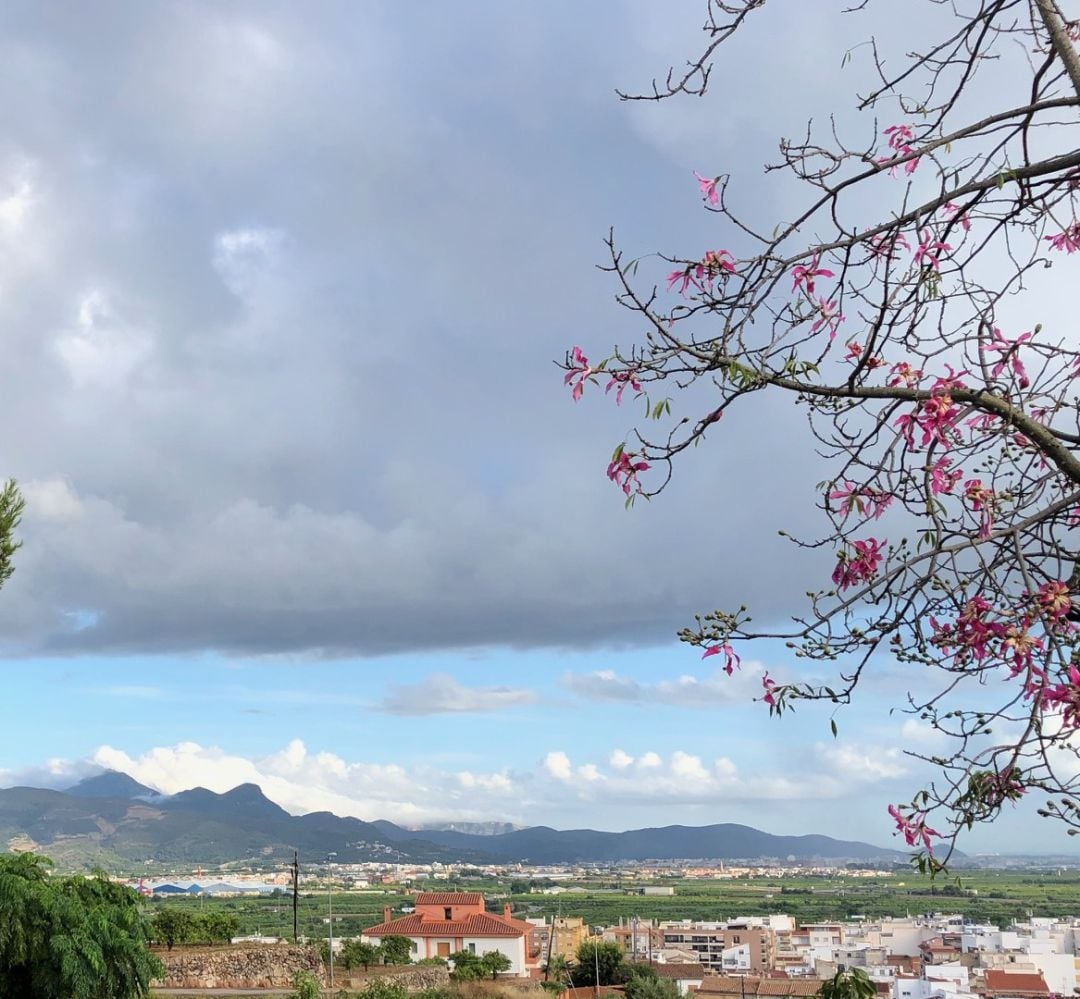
[364,911,526,939]
[415,892,486,905]
[696,978,825,998]
[644,963,706,980]
[983,971,1051,995]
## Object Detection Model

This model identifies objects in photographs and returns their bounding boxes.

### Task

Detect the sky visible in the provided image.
[0,1,1070,855]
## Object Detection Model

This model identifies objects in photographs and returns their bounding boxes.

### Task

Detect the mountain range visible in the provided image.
[0,770,909,870]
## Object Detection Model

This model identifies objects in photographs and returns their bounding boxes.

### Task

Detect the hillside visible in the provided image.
[0,772,908,869]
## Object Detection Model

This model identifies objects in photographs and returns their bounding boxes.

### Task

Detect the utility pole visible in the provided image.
[292,851,299,944]
[327,852,337,989]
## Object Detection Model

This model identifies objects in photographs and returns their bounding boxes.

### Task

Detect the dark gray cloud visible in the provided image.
[0,1,938,658]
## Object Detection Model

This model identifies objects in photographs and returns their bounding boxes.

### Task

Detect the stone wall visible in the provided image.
[153,943,323,989]
[338,964,453,990]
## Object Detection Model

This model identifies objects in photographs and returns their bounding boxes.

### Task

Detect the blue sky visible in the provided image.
[0,1,1071,855]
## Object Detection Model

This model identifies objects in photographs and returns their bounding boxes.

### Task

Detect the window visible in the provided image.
[469,944,476,954]
[445,908,453,920]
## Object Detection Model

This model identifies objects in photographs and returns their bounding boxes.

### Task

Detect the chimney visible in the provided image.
[504,903,513,919]
[384,907,392,924]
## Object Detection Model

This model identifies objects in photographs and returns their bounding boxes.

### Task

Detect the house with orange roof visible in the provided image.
[982,970,1051,998]
[362,892,532,976]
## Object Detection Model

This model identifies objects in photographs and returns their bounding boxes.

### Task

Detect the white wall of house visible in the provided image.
[720,944,752,973]
[461,936,526,976]
[1024,951,1078,995]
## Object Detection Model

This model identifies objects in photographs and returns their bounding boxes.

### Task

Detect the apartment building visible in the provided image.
[661,922,773,973]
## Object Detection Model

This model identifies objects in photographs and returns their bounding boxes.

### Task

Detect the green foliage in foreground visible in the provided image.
[0,852,162,999]
[151,907,239,949]
[0,479,24,591]
[819,969,876,999]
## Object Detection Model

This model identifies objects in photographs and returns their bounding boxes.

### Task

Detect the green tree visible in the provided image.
[0,479,24,591]
[625,978,676,999]
[199,911,239,945]
[289,970,321,999]
[449,950,483,981]
[0,852,162,999]
[480,950,512,979]
[818,969,876,999]
[342,939,381,970]
[626,974,678,999]
[573,941,625,986]
[358,981,410,999]
[379,934,414,965]
[152,907,195,950]
[544,953,571,984]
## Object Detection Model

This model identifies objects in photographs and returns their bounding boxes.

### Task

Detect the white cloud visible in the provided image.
[378,672,536,716]
[543,750,573,781]
[0,160,35,234]
[54,290,152,390]
[1,732,917,830]
[815,742,909,783]
[609,749,634,769]
[22,479,83,523]
[212,226,284,299]
[91,740,523,826]
[561,664,769,707]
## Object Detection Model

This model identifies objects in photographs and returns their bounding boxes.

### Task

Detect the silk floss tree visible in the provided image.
[563,0,1080,869]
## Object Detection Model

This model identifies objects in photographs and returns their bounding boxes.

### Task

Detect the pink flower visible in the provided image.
[832,537,886,590]
[791,254,835,296]
[605,370,643,406]
[810,298,844,340]
[980,327,1032,388]
[930,597,1004,668]
[888,804,941,852]
[940,202,971,232]
[966,412,998,434]
[928,456,962,495]
[564,346,592,402]
[888,361,922,388]
[669,250,737,295]
[1045,223,1080,253]
[843,342,884,369]
[829,480,892,520]
[694,171,720,206]
[702,249,736,277]
[606,449,649,496]
[1042,665,1080,729]
[884,124,915,152]
[964,478,996,538]
[761,671,777,707]
[899,393,960,450]
[1035,581,1072,622]
[869,232,911,258]
[667,268,697,295]
[703,642,741,676]
[877,125,921,176]
[1001,618,1044,677]
[914,229,952,270]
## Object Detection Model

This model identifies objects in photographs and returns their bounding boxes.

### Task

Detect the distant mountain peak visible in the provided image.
[166,782,291,822]
[66,770,160,801]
